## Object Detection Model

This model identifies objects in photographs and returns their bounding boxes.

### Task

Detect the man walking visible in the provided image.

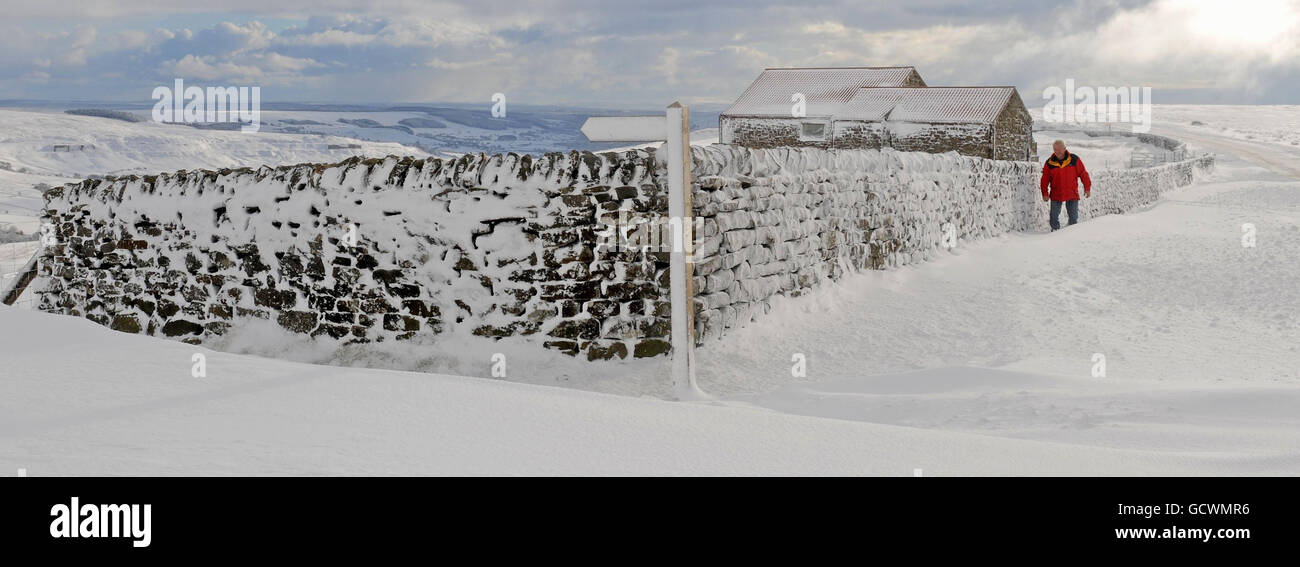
[1040,140,1092,231]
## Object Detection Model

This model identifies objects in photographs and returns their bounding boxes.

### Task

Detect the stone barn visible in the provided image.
[831,87,1035,160]
[721,67,1035,161]
[719,66,927,149]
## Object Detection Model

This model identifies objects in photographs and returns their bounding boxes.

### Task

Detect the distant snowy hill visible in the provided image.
[0,104,723,233]
[0,101,724,157]
[0,109,429,233]
[226,103,722,155]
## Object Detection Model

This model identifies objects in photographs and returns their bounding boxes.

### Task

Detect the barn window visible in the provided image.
[800,122,827,140]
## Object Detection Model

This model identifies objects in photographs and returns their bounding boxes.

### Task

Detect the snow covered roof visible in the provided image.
[722,67,923,118]
[836,87,1018,124]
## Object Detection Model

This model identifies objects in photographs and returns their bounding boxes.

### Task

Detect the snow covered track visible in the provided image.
[1157,123,1300,181]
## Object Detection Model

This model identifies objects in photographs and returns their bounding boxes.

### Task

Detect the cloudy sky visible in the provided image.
[2,0,1297,108]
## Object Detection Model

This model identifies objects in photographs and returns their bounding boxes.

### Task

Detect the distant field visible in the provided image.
[0,108,431,241]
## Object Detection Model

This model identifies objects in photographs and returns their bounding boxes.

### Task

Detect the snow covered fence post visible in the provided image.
[580,102,700,398]
[665,102,702,399]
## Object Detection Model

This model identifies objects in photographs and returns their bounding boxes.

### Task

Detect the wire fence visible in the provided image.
[1129,147,1189,168]
[1034,123,1193,170]
[1,224,43,310]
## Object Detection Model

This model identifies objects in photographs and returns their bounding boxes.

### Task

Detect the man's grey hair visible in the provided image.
[1053,139,1066,147]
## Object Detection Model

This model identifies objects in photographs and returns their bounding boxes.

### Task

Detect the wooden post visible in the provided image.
[665,102,699,398]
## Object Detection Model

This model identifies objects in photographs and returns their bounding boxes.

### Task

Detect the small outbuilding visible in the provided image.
[720,67,1035,161]
[720,66,926,148]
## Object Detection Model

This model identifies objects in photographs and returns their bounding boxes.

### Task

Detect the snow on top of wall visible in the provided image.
[692,144,1034,180]
[47,150,659,291]
[722,67,921,118]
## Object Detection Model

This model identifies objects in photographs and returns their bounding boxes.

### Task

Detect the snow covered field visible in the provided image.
[1,106,1298,475]
[1156,105,1300,150]
[0,109,428,234]
[1033,129,1166,169]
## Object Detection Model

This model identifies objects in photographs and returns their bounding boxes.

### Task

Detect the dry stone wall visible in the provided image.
[722,117,819,149]
[39,142,1213,356]
[37,152,675,361]
[688,145,1214,341]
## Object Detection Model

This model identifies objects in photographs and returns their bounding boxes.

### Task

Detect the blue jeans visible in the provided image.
[1050,199,1079,231]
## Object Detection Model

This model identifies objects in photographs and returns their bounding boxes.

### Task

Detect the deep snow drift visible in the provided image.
[0,304,1273,476]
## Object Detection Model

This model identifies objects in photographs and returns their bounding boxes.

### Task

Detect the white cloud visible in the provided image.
[168,55,265,81]
[260,52,325,72]
[277,18,497,49]
[277,28,375,48]
[654,47,680,85]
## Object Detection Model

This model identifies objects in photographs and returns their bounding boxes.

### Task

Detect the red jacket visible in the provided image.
[1040,152,1091,201]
